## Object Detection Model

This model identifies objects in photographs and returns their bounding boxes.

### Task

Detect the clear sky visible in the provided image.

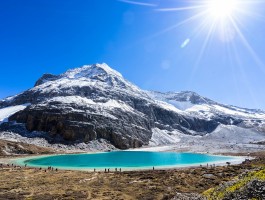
[1,0,265,109]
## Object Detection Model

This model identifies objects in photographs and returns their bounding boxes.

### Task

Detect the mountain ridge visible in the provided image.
[0,63,264,149]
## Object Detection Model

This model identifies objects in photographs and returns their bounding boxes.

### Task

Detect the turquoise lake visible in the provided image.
[16,151,238,170]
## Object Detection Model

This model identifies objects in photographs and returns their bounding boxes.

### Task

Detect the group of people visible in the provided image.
[103,168,122,173]
[1,163,159,172]
[0,163,22,169]
[41,166,58,172]
[0,162,60,173]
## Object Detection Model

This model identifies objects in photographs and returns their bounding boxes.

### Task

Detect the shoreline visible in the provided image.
[1,155,263,200]
[1,150,250,172]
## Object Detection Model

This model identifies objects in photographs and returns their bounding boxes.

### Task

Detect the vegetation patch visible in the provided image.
[203,168,265,200]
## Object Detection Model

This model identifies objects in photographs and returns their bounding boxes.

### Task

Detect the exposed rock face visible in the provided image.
[10,104,152,149]
[223,179,265,200]
[1,63,265,149]
[171,193,206,200]
[8,95,218,149]
[34,73,59,87]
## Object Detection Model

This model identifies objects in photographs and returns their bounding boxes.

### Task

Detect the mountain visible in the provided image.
[147,91,265,132]
[0,63,264,150]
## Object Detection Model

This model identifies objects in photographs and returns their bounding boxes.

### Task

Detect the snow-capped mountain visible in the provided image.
[0,63,264,149]
[148,91,265,132]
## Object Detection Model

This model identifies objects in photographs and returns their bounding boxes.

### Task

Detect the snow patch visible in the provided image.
[149,128,183,146]
[64,63,123,79]
[204,125,265,144]
[212,105,265,119]
[43,96,135,113]
[47,96,96,105]
[101,99,134,112]
[0,104,30,124]
[153,100,183,113]
[2,94,18,102]
[185,104,211,112]
[168,100,194,111]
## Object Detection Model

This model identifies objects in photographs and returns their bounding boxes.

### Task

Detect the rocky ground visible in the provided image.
[0,139,55,156]
[0,152,264,200]
[1,128,265,155]
[203,155,265,200]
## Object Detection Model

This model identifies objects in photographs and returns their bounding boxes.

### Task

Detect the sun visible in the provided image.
[153,0,264,83]
[206,0,238,20]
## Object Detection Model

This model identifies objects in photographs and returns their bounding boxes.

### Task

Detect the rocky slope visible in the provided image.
[148,91,265,132]
[0,139,54,156]
[203,168,265,200]
[0,63,264,149]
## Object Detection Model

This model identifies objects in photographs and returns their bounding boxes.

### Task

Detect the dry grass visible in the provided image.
[1,151,265,200]
[1,156,265,200]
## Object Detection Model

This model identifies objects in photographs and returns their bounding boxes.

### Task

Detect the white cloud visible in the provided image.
[118,0,157,7]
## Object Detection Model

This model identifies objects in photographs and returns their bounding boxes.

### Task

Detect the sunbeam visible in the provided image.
[229,16,265,74]
[155,5,205,12]
[147,10,209,39]
[230,41,259,108]
[188,20,217,86]
[153,0,265,76]
[118,0,157,7]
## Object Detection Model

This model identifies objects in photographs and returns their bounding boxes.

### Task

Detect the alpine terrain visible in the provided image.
[0,63,264,151]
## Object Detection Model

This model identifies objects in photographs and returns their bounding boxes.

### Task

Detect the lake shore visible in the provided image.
[12,153,248,172]
[0,151,264,200]
[0,139,264,199]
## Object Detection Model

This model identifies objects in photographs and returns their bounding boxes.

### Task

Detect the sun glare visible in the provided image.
[206,0,238,20]
[155,0,264,72]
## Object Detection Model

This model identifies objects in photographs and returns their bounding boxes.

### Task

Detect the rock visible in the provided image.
[171,192,206,200]
[34,73,59,87]
[202,174,217,179]
[223,179,265,200]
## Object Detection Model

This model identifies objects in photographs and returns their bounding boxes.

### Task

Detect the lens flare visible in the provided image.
[153,0,265,82]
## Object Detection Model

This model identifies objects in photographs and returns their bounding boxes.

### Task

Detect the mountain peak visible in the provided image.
[34,73,59,87]
[169,91,215,104]
[29,63,144,99]
[63,63,123,79]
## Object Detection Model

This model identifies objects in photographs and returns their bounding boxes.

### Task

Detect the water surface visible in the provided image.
[16,151,238,170]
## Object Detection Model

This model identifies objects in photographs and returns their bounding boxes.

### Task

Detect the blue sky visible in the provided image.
[1,0,265,109]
